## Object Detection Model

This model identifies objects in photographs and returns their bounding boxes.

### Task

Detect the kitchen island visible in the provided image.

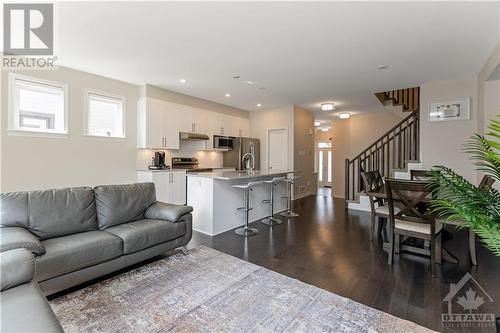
[187,170,294,235]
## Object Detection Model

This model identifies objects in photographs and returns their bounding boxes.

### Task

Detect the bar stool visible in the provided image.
[261,176,286,226]
[233,181,263,237]
[280,175,301,218]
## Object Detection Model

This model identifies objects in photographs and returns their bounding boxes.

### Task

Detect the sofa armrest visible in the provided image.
[0,248,35,291]
[0,227,45,255]
[145,202,193,222]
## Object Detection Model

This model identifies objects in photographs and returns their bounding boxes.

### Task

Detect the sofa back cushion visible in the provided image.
[94,183,156,229]
[0,192,29,228]
[28,187,97,240]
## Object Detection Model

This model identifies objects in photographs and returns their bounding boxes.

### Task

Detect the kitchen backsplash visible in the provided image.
[137,140,223,170]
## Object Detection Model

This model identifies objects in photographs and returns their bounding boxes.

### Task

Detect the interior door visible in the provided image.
[317,148,332,187]
[267,128,288,171]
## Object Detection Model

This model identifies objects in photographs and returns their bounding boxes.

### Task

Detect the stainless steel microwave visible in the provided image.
[213,135,234,150]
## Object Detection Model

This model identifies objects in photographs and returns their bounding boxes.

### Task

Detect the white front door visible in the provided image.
[268,128,288,171]
[317,148,332,187]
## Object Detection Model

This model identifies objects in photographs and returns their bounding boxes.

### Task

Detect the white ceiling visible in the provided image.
[57,2,499,121]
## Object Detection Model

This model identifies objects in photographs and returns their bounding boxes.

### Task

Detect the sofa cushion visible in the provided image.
[36,231,122,281]
[0,191,28,228]
[94,183,156,229]
[1,283,64,332]
[27,187,97,240]
[104,219,186,254]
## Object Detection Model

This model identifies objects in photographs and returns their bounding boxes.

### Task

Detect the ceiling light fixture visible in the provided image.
[339,112,350,119]
[225,93,231,98]
[314,121,320,127]
[377,65,388,70]
[321,103,335,111]
[180,79,186,83]
[256,103,262,107]
[245,81,255,85]
[321,128,329,132]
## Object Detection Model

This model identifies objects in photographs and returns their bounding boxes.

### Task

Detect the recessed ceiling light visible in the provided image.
[257,103,262,107]
[339,112,350,119]
[232,75,240,79]
[314,121,320,127]
[321,103,335,111]
[246,81,255,85]
[321,128,329,132]
[377,65,388,70]
[180,79,186,83]
[225,93,231,98]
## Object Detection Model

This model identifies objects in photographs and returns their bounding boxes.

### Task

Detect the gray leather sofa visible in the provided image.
[0,248,63,332]
[0,182,193,296]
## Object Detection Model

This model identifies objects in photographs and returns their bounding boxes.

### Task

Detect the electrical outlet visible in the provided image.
[299,185,306,193]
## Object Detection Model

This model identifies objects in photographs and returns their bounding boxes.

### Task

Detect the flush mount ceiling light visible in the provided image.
[179,79,186,83]
[321,128,329,132]
[321,103,336,111]
[256,103,262,107]
[225,93,231,98]
[339,112,350,119]
[314,121,320,127]
[377,65,389,70]
[245,81,255,85]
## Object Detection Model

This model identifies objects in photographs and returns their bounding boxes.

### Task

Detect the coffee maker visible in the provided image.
[149,151,168,170]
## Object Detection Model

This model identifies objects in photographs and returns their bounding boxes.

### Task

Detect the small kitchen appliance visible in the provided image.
[149,151,168,170]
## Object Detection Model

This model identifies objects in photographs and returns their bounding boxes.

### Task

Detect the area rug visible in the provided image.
[50,246,433,332]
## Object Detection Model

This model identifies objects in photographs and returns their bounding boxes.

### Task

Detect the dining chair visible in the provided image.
[385,178,443,273]
[437,174,496,265]
[410,169,432,181]
[361,170,391,241]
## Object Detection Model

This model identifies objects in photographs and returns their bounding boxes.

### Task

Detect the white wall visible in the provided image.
[293,106,315,197]
[419,77,479,183]
[1,67,139,192]
[484,79,500,132]
[249,106,294,172]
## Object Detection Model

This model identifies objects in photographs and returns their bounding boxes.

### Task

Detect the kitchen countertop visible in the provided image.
[137,169,187,173]
[186,170,298,181]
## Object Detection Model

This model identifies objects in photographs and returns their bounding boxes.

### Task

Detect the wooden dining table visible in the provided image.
[367,184,459,264]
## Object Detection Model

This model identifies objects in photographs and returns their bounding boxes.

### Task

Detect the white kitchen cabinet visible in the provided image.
[179,105,207,134]
[137,170,186,205]
[137,98,180,149]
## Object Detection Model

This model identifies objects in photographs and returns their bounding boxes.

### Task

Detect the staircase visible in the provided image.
[345,87,421,210]
[375,87,420,113]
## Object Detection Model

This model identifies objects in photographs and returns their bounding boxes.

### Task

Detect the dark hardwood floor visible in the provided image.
[188,192,500,332]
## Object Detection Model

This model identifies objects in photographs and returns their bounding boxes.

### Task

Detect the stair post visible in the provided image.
[345,158,350,208]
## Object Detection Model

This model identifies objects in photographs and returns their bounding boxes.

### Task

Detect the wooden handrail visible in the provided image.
[349,110,419,163]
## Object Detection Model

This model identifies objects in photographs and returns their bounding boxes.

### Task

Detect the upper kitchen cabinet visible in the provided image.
[223,115,250,137]
[178,105,207,134]
[137,98,180,149]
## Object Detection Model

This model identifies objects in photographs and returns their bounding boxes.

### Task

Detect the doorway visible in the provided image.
[267,128,288,171]
[317,147,332,187]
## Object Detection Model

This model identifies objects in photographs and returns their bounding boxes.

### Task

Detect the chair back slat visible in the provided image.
[385,178,434,225]
[479,175,495,190]
[361,171,383,192]
[410,169,432,181]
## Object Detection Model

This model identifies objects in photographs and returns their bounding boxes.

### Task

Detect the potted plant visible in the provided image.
[429,113,500,256]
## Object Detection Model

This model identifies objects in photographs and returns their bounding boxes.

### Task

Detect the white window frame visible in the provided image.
[84,89,126,140]
[8,73,68,137]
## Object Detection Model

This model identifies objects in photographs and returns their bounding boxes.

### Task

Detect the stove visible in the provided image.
[171,157,214,172]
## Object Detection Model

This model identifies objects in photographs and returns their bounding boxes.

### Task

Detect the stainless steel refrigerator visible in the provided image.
[223,137,260,171]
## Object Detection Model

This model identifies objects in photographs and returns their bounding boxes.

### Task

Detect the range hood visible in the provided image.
[179,132,210,141]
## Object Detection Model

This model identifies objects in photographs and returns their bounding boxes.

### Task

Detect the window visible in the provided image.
[86,91,125,138]
[318,142,332,148]
[9,74,67,135]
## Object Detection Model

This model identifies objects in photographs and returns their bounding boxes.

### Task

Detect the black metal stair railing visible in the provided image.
[344,110,420,207]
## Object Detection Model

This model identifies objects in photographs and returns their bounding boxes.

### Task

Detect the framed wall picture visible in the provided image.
[429,98,470,122]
